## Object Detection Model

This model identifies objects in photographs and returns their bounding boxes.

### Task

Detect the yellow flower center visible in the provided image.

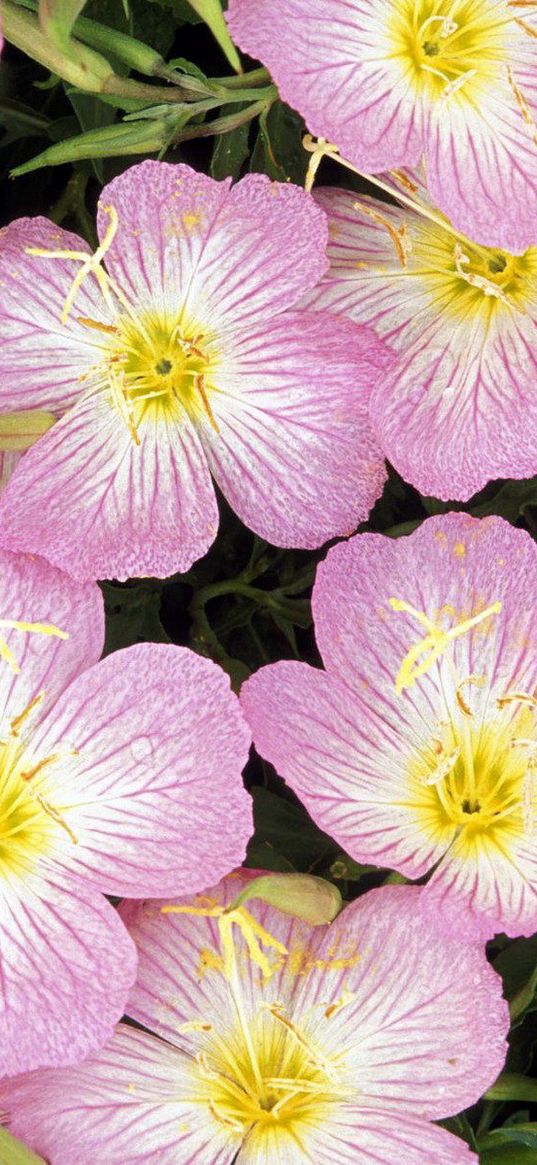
[26,206,220,445]
[389,0,512,100]
[0,702,78,878]
[162,901,348,1143]
[390,598,537,850]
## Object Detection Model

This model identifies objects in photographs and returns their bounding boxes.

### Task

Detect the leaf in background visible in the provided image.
[494,935,537,1021]
[438,1115,477,1150]
[10,115,177,173]
[39,0,88,51]
[471,479,537,524]
[0,99,51,148]
[479,1148,537,1164]
[486,1075,537,1104]
[65,85,116,180]
[210,111,250,178]
[479,1124,537,1160]
[183,0,241,72]
[250,101,308,184]
[101,580,171,656]
[246,787,341,875]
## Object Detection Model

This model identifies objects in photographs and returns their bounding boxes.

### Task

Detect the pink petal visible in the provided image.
[97,161,330,333]
[30,643,252,897]
[426,75,537,253]
[0,547,103,726]
[306,187,537,499]
[312,514,537,697]
[0,389,219,581]
[0,217,114,413]
[226,0,424,172]
[237,1107,476,1165]
[241,660,451,877]
[203,311,390,548]
[422,832,537,940]
[118,874,318,1055]
[290,886,508,1118]
[0,1025,239,1165]
[0,873,136,1075]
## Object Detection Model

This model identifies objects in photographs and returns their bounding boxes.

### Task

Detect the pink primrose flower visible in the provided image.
[0,548,252,1075]
[227,0,537,252]
[0,160,391,582]
[0,871,508,1164]
[242,514,537,940]
[301,174,537,499]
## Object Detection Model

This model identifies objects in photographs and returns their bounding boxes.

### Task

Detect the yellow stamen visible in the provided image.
[353,201,411,267]
[0,619,68,675]
[26,205,119,324]
[389,597,502,694]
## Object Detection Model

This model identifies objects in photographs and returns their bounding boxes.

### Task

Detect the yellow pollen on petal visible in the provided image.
[389,597,502,694]
[25,210,221,443]
[0,714,79,876]
[0,618,68,676]
[162,897,350,1147]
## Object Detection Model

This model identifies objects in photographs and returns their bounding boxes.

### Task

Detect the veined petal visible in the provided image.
[226,0,424,171]
[202,311,390,548]
[0,1025,240,1165]
[97,161,329,334]
[289,886,508,1117]
[422,830,537,939]
[0,548,104,727]
[0,218,114,413]
[426,74,537,253]
[0,872,136,1075]
[237,1107,477,1165]
[241,661,452,877]
[305,186,537,499]
[29,644,252,897]
[0,390,219,581]
[312,514,537,699]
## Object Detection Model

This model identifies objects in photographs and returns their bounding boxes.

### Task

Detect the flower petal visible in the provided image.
[426,75,537,252]
[241,660,451,877]
[202,311,389,548]
[226,0,424,171]
[0,873,136,1075]
[0,1025,240,1165]
[0,547,103,726]
[289,886,508,1118]
[0,390,219,581]
[312,514,537,698]
[0,217,113,413]
[237,1107,476,1165]
[30,643,252,897]
[97,161,329,334]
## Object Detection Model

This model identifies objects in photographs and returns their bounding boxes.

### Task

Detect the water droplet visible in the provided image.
[130,736,154,763]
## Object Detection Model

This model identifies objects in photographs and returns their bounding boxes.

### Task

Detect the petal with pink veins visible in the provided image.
[29,643,253,897]
[203,311,390,548]
[0,390,219,581]
[0,872,136,1076]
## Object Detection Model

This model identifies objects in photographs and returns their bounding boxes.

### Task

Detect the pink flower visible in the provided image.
[242,514,537,940]
[227,0,537,252]
[0,871,508,1164]
[0,548,252,1075]
[301,175,537,499]
[0,161,390,582]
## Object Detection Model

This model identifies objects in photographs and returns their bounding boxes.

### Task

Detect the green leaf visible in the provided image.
[0,1128,46,1164]
[39,0,88,51]
[479,1124,537,1154]
[438,1115,477,1150]
[485,1074,537,1104]
[480,1148,537,1165]
[210,113,250,178]
[250,100,307,184]
[246,787,341,874]
[494,935,537,1021]
[471,479,537,523]
[10,117,173,173]
[229,873,343,925]
[183,0,242,72]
